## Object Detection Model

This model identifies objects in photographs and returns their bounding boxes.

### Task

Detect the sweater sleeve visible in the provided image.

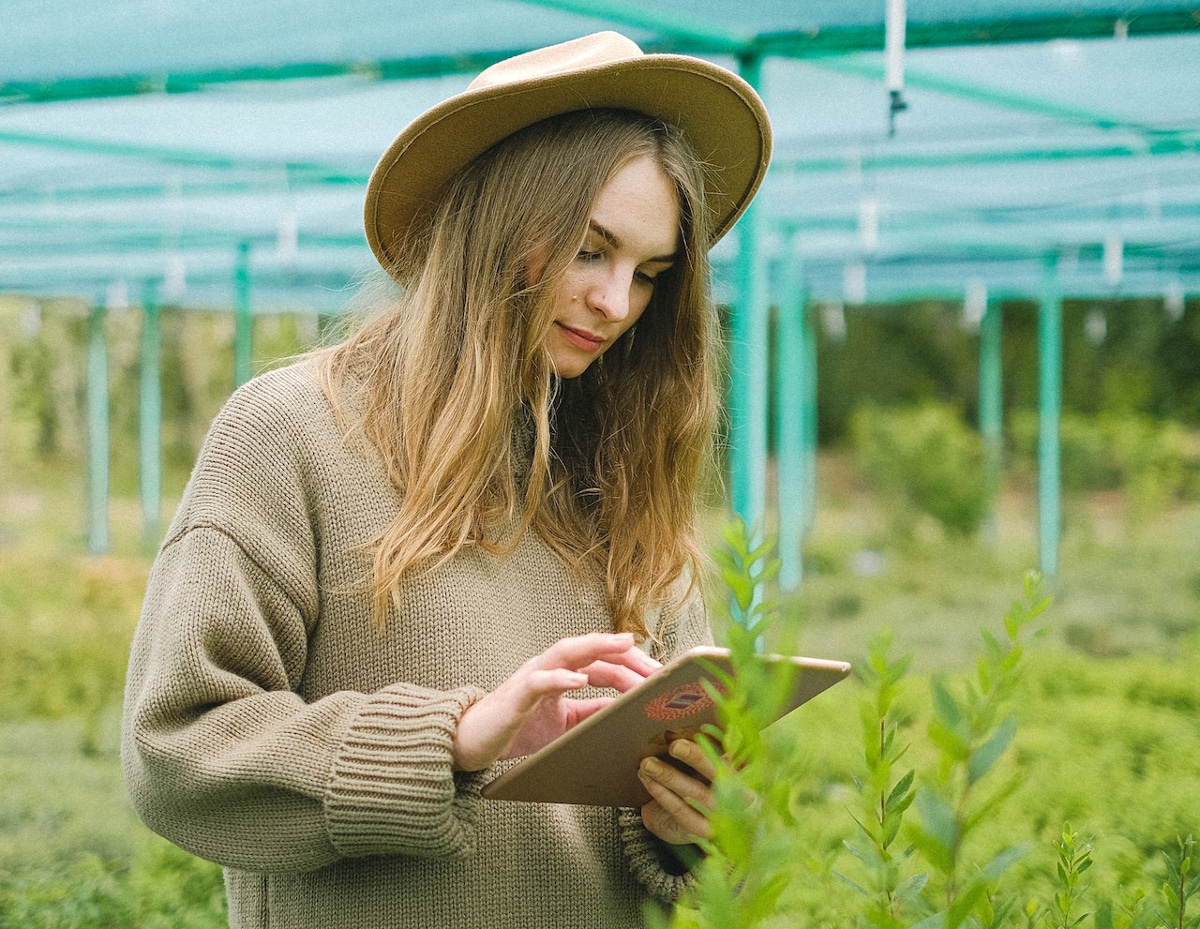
[120,370,486,873]
[618,585,714,901]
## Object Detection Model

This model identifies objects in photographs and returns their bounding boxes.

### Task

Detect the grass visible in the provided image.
[2,451,1198,926]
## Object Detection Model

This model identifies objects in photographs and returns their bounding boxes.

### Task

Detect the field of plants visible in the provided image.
[2,459,1197,927]
[1,296,1198,927]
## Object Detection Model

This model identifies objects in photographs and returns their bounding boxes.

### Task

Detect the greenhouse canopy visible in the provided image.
[3,0,1198,576]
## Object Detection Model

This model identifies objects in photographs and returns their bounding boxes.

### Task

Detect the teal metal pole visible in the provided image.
[802,296,818,533]
[979,298,1003,545]
[86,302,110,555]
[1037,256,1062,578]
[140,282,162,549]
[776,245,806,590]
[235,241,253,386]
[728,52,769,531]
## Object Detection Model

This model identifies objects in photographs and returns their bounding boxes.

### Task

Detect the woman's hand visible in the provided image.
[453,632,660,772]
[638,737,716,845]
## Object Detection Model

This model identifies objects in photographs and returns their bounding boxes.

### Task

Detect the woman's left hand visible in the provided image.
[638,737,715,845]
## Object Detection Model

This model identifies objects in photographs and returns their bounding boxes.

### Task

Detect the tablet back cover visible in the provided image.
[481,647,851,806]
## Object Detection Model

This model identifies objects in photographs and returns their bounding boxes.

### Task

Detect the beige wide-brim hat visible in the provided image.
[364,31,772,283]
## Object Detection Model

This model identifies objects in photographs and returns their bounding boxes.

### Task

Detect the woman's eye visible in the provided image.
[576,248,602,262]
[635,269,658,285]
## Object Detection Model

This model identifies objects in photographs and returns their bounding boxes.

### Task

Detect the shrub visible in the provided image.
[667,521,1197,929]
[1008,411,1197,518]
[850,403,989,537]
[0,841,226,929]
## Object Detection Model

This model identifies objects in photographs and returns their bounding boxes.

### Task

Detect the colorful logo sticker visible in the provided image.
[645,683,714,721]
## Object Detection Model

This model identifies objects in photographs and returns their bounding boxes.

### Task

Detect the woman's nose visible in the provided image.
[586,267,632,321]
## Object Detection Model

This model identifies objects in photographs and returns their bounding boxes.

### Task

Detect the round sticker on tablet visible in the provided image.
[645,683,714,721]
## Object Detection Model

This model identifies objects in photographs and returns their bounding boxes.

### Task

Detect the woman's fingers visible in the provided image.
[560,696,613,725]
[533,632,661,678]
[668,737,716,782]
[637,741,714,845]
[641,797,708,846]
[509,634,656,707]
[453,633,659,771]
[511,668,589,706]
[638,755,713,813]
[640,793,709,845]
[577,659,652,693]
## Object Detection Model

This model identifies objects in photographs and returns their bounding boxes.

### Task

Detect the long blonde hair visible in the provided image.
[318,109,720,639]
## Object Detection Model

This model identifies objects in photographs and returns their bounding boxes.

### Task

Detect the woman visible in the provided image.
[122,32,771,929]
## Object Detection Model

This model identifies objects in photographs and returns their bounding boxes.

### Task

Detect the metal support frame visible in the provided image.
[775,244,813,590]
[1037,255,1062,578]
[728,51,769,532]
[86,302,110,554]
[139,281,162,549]
[802,298,818,533]
[978,297,1003,543]
[235,241,253,387]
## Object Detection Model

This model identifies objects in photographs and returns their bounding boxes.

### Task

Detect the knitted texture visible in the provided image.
[121,362,711,929]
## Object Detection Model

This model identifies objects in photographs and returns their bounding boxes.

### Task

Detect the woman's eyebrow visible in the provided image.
[588,220,677,264]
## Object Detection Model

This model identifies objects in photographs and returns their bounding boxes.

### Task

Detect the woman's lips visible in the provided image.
[556,322,604,352]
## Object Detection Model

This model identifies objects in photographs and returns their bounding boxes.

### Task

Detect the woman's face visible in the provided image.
[545,154,681,379]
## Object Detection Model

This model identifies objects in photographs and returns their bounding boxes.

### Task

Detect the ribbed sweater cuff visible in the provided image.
[617,807,697,903]
[325,683,487,860]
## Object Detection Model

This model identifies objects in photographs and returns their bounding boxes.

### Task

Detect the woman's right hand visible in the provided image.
[452,632,660,772]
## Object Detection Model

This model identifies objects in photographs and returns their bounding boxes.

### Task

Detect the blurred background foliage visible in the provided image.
[808,295,1200,438]
[5,293,1199,509]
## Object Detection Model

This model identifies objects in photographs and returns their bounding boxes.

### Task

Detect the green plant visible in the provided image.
[850,403,989,538]
[0,842,226,929]
[839,631,923,929]
[661,519,801,929]
[1008,412,1197,517]
[1157,835,1200,929]
[1040,823,1095,929]
[669,524,1183,929]
[904,571,1050,929]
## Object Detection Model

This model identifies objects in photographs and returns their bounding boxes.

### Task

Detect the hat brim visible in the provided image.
[364,54,772,282]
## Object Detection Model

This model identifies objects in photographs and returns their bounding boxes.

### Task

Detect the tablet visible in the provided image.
[480,646,852,807]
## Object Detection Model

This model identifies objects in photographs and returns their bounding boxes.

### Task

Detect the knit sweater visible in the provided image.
[121,362,712,929]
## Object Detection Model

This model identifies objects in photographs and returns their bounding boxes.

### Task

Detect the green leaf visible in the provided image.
[980,842,1029,884]
[968,714,1017,785]
[908,911,946,929]
[833,869,870,897]
[915,787,957,855]
[883,810,905,848]
[886,770,916,814]
[895,871,929,903]
[963,774,1024,833]
[946,873,992,929]
[909,826,954,875]
[930,678,965,730]
[976,654,993,695]
[927,718,970,761]
[720,517,749,551]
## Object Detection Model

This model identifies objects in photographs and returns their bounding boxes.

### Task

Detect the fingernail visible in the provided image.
[641,757,662,777]
[669,741,689,761]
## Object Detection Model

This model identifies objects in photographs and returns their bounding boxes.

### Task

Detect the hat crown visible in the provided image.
[468,32,644,93]
[365,32,771,283]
